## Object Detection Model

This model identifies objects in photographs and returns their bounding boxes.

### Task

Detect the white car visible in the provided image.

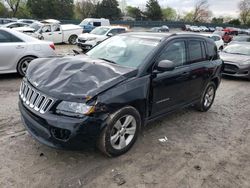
[14,20,83,44]
[201,33,224,50]
[190,26,201,32]
[0,28,56,76]
[0,22,29,29]
[77,26,127,51]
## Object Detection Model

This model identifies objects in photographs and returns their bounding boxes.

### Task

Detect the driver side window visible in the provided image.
[157,41,187,67]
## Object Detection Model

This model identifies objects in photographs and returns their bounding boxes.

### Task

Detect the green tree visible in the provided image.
[145,0,162,20]
[162,7,177,21]
[0,2,9,17]
[239,0,250,24]
[183,11,194,22]
[93,0,121,20]
[211,17,224,24]
[5,0,21,17]
[126,6,142,20]
[27,0,74,19]
[75,0,95,20]
[228,19,241,25]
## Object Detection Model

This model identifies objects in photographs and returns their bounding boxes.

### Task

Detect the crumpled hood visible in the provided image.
[26,55,137,102]
[220,52,250,65]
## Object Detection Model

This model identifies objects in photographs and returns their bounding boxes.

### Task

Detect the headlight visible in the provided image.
[56,101,95,116]
[87,38,96,41]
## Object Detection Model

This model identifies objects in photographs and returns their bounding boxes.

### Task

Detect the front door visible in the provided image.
[151,40,191,117]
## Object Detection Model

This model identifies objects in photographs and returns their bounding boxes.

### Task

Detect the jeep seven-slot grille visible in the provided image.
[19,81,54,114]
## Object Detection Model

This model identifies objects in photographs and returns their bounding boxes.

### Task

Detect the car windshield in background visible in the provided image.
[29,23,42,31]
[87,35,159,68]
[90,27,109,35]
[232,36,250,42]
[223,44,250,56]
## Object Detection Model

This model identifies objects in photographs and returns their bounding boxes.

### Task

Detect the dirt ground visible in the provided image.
[0,46,250,188]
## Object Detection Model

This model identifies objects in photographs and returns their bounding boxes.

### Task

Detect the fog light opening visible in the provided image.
[51,127,71,141]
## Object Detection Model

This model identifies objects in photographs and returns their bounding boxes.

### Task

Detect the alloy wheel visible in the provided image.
[110,115,137,150]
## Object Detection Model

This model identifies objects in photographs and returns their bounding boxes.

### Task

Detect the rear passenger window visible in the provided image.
[0,30,23,43]
[188,40,206,63]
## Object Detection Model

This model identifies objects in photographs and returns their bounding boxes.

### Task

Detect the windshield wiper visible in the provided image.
[99,58,117,64]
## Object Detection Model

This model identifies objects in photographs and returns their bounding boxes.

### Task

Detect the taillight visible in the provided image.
[49,44,55,50]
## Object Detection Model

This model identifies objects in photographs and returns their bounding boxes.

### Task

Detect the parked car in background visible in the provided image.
[18,19,37,24]
[77,26,127,51]
[15,20,83,44]
[213,30,233,43]
[0,28,56,76]
[220,42,250,79]
[231,35,250,43]
[183,24,191,31]
[79,18,110,33]
[190,26,201,32]
[223,27,239,36]
[208,27,216,32]
[199,26,209,32]
[201,34,224,50]
[215,27,224,31]
[0,18,16,25]
[149,25,169,32]
[19,32,223,156]
[0,22,29,29]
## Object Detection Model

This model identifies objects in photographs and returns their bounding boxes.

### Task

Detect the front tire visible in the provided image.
[195,82,216,112]
[17,56,36,76]
[98,106,141,157]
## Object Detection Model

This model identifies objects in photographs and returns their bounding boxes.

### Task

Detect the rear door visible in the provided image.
[186,39,213,100]
[0,30,26,72]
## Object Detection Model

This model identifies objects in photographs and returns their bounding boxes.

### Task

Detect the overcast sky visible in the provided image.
[125,0,241,18]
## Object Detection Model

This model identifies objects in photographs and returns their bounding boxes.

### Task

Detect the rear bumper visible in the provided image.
[222,63,250,79]
[19,101,107,150]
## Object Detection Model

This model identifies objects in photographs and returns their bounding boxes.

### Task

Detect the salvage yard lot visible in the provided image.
[0,45,250,188]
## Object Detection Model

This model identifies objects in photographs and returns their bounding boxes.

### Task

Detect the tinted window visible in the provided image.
[93,22,101,27]
[207,41,218,60]
[158,41,187,67]
[0,30,23,43]
[188,40,205,63]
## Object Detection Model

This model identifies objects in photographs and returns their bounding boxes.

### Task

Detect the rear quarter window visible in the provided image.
[207,41,219,60]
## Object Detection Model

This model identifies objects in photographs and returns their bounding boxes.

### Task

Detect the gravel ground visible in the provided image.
[0,45,249,188]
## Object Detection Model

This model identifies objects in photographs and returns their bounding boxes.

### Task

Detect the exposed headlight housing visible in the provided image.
[56,101,95,117]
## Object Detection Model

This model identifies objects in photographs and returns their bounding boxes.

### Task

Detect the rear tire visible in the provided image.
[17,56,36,76]
[195,82,216,112]
[97,106,141,157]
[68,35,78,45]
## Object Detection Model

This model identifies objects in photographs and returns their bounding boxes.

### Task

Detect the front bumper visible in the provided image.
[19,101,107,150]
[77,42,93,50]
[222,63,250,79]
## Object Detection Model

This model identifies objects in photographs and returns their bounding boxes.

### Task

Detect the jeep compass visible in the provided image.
[19,32,223,157]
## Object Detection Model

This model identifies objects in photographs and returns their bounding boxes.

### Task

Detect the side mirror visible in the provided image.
[156,60,175,72]
[107,33,114,37]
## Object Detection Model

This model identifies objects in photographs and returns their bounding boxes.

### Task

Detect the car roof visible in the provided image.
[121,32,212,41]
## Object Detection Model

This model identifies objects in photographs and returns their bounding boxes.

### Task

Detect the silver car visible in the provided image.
[0,28,56,76]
